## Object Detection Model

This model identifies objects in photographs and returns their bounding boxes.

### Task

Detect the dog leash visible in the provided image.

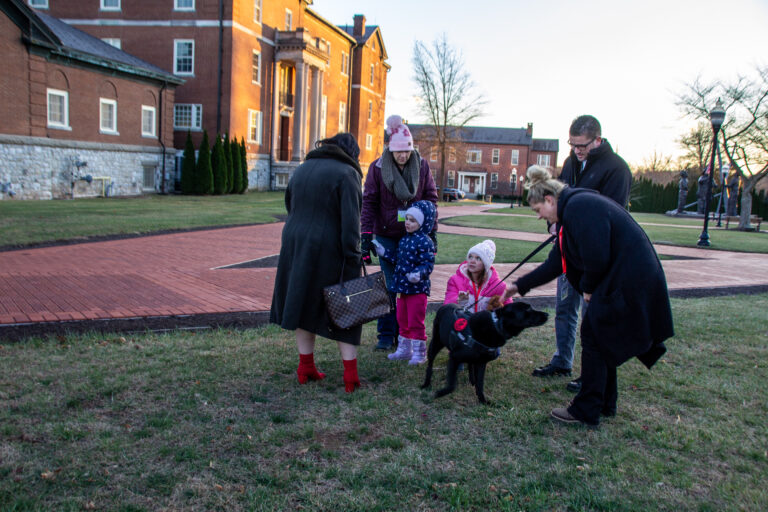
[462,234,556,312]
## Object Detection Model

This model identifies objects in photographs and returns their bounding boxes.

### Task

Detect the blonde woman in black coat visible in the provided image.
[270,133,364,393]
[505,166,673,426]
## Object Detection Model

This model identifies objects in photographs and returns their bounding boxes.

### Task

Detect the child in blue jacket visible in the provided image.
[372,200,436,364]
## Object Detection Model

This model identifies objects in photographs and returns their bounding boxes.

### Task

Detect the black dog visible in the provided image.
[421,302,548,404]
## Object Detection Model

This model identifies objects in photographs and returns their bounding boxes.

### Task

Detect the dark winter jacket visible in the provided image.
[361,150,439,239]
[270,144,363,344]
[558,139,632,207]
[377,200,436,295]
[515,188,673,368]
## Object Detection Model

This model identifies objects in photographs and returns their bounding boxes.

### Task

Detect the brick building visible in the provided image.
[38,0,389,191]
[1,0,182,200]
[409,123,559,199]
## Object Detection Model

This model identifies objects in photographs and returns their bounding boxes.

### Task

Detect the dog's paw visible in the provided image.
[486,295,504,311]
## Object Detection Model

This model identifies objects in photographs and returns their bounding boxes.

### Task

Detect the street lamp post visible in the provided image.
[697,98,726,247]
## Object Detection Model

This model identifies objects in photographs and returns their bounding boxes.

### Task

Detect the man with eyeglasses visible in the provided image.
[531,114,631,393]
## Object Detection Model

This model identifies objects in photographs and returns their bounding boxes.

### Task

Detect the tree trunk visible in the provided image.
[738,176,756,230]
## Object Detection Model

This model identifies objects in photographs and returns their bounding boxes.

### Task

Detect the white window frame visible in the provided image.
[537,154,551,167]
[285,9,292,31]
[141,105,156,137]
[447,170,455,188]
[449,147,456,163]
[101,38,121,49]
[99,98,118,135]
[276,173,289,188]
[100,0,120,11]
[320,95,327,139]
[490,172,498,189]
[430,148,438,162]
[248,109,262,144]
[174,104,203,130]
[142,164,156,190]
[174,0,194,11]
[510,149,519,165]
[251,50,261,85]
[492,148,500,165]
[174,39,194,76]
[341,52,349,76]
[367,100,372,121]
[47,88,69,129]
[29,0,49,9]
[369,63,375,85]
[365,134,372,150]
[253,0,262,24]
[339,102,346,133]
[466,149,482,164]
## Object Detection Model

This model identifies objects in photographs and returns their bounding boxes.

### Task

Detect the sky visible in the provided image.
[315,0,768,167]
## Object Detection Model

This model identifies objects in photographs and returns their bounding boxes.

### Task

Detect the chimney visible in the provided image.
[353,14,366,37]
[526,123,533,137]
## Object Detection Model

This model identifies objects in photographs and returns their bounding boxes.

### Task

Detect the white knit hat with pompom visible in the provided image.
[386,115,414,152]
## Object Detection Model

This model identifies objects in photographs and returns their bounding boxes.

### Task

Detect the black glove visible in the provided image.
[429,230,438,254]
[361,232,373,263]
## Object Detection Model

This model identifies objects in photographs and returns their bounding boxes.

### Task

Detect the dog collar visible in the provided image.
[491,311,505,337]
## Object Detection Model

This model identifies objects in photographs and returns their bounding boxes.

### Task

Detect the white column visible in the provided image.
[271,63,281,160]
[292,62,307,161]
[309,66,320,147]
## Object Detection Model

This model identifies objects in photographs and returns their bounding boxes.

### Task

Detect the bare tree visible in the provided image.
[677,67,768,229]
[635,149,675,174]
[412,34,486,193]
[677,122,712,178]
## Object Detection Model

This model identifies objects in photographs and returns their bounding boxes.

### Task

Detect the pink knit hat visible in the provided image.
[386,115,414,152]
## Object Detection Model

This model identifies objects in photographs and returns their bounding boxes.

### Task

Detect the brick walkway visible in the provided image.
[1,203,766,339]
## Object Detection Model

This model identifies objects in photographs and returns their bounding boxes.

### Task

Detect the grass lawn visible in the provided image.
[0,193,287,247]
[1,294,766,511]
[443,214,768,253]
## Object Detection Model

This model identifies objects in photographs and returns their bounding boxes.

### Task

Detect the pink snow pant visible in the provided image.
[396,293,428,341]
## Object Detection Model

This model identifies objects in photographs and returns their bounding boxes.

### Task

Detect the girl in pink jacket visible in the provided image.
[444,239,512,312]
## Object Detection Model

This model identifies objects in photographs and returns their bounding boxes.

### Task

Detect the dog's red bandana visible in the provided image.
[453,318,468,331]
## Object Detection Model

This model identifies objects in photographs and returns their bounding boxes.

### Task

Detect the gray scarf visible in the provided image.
[380,148,420,202]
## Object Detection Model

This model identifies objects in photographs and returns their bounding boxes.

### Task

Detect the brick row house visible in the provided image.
[37,0,389,191]
[409,124,559,199]
[1,0,183,200]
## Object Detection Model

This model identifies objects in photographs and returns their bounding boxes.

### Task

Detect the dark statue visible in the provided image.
[697,172,710,215]
[677,170,689,213]
[726,173,739,217]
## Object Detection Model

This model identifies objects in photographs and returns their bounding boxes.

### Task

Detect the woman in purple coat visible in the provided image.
[360,115,438,350]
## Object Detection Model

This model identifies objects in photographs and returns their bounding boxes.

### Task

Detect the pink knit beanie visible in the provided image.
[386,115,414,152]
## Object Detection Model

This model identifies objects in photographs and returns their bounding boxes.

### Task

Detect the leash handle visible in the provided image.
[462,234,556,312]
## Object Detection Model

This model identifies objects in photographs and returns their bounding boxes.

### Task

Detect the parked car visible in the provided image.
[442,188,465,202]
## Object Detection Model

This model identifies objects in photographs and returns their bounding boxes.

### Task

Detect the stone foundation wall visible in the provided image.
[0,135,174,200]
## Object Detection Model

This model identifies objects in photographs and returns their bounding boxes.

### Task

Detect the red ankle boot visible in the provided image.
[343,359,360,393]
[297,353,325,384]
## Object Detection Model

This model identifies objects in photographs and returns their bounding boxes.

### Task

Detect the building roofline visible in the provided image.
[305,7,357,44]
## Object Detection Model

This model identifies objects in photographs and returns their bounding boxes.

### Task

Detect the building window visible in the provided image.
[320,95,327,139]
[338,102,347,132]
[492,148,500,165]
[251,50,261,84]
[511,149,519,165]
[142,164,156,190]
[367,100,372,121]
[341,52,349,75]
[430,148,438,162]
[254,0,261,23]
[448,147,456,162]
[285,9,292,30]
[47,88,69,129]
[28,0,48,7]
[100,98,118,134]
[100,0,120,11]
[174,0,194,11]
[174,104,202,130]
[447,170,455,188]
[174,40,194,75]
[370,63,375,85]
[101,38,121,49]
[365,134,372,150]
[248,109,262,144]
[491,173,498,189]
[141,106,156,137]
[511,170,518,192]
[537,154,551,167]
[276,173,288,188]
[466,150,482,164]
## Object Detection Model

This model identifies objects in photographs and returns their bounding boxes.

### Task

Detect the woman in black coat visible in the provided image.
[270,133,364,393]
[505,166,674,426]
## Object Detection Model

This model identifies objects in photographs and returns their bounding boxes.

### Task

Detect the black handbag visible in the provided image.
[323,261,391,330]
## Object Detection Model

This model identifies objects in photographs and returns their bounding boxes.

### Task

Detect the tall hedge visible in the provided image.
[195,130,214,195]
[230,136,242,194]
[211,135,227,195]
[239,137,248,193]
[223,134,234,194]
[180,131,196,195]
